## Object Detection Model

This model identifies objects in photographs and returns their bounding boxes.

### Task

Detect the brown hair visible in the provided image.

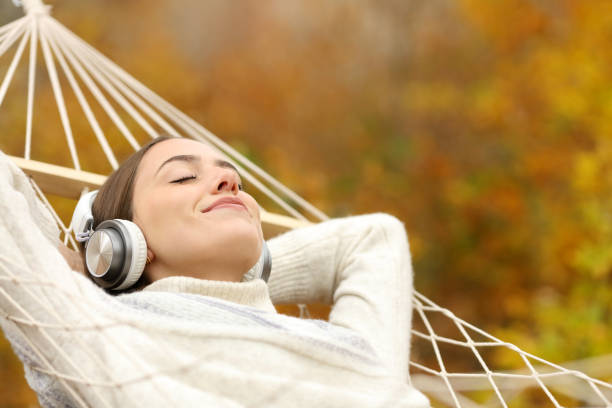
[91,135,174,229]
[83,135,175,291]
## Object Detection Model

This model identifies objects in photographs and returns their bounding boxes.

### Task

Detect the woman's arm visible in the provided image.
[0,153,125,405]
[57,243,86,275]
[267,214,414,382]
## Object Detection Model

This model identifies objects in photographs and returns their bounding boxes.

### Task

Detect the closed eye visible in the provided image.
[171,175,197,184]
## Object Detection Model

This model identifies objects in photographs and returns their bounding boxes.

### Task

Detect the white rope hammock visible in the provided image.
[1,1,610,406]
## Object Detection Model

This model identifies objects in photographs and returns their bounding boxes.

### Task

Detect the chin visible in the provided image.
[208,221,262,267]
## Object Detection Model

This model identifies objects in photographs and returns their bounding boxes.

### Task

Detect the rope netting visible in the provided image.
[0,1,610,406]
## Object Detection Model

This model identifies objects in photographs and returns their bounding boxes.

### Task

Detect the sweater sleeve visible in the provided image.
[0,152,127,406]
[0,152,104,306]
[266,213,414,382]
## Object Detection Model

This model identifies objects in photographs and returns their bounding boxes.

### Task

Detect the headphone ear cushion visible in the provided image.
[112,219,147,291]
[260,241,272,283]
[241,241,272,283]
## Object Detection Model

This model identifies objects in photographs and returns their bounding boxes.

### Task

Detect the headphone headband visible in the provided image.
[71,190,98,242]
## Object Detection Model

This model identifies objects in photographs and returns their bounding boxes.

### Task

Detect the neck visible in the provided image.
[146,261,244,283]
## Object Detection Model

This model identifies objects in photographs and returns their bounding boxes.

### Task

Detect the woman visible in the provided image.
[0,137,429,407]
[76,135,268,290]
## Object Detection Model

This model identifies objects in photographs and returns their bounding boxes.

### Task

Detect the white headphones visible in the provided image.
[71,190,147,291]
[71,190,272,291]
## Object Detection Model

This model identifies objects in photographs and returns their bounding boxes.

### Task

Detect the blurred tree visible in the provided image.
[0,0,610,405]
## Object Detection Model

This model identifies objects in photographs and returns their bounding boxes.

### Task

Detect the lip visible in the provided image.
[201,196,248,213]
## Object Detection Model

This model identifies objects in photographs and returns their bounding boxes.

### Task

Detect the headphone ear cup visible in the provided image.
[85,219,147,291]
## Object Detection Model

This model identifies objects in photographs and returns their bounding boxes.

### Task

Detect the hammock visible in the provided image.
[0,1,610,406]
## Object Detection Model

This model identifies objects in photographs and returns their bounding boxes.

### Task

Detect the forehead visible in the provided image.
[144,138,222,166]
[137,138,225,178]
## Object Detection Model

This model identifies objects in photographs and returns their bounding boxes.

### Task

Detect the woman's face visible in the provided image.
[132,138,263,282]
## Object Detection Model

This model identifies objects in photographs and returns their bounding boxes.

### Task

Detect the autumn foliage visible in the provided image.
[0,0,610,405]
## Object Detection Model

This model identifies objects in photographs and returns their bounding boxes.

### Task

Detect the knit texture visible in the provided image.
[0,151,429,407]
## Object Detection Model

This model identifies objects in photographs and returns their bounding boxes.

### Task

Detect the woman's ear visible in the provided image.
[146,248,155,265]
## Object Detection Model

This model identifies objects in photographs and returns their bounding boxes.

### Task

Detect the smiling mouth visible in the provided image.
[207,202,247,212]
[201,197,248,213]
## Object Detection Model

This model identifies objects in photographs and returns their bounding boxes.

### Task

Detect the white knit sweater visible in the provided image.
[0,151,429,407]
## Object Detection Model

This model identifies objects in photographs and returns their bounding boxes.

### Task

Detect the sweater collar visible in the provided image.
[142,276,276,313]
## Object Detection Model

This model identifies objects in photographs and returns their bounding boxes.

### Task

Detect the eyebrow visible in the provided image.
[214,159,240,174]
[155,154,239,176]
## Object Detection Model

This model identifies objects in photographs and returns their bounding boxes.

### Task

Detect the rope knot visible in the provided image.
[16,0,51,16]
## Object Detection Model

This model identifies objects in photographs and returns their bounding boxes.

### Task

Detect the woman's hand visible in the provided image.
[57,242,86,276]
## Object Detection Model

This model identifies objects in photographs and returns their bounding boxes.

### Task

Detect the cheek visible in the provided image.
[241,193,260,221]
[133,193,187,248]
[241,194,263,235]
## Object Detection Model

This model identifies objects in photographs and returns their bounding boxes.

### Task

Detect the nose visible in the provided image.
[214,167,241,195]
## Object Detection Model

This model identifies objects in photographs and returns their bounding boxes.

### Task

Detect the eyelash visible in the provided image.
[171,175,197,184]
[170,175,244,191]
